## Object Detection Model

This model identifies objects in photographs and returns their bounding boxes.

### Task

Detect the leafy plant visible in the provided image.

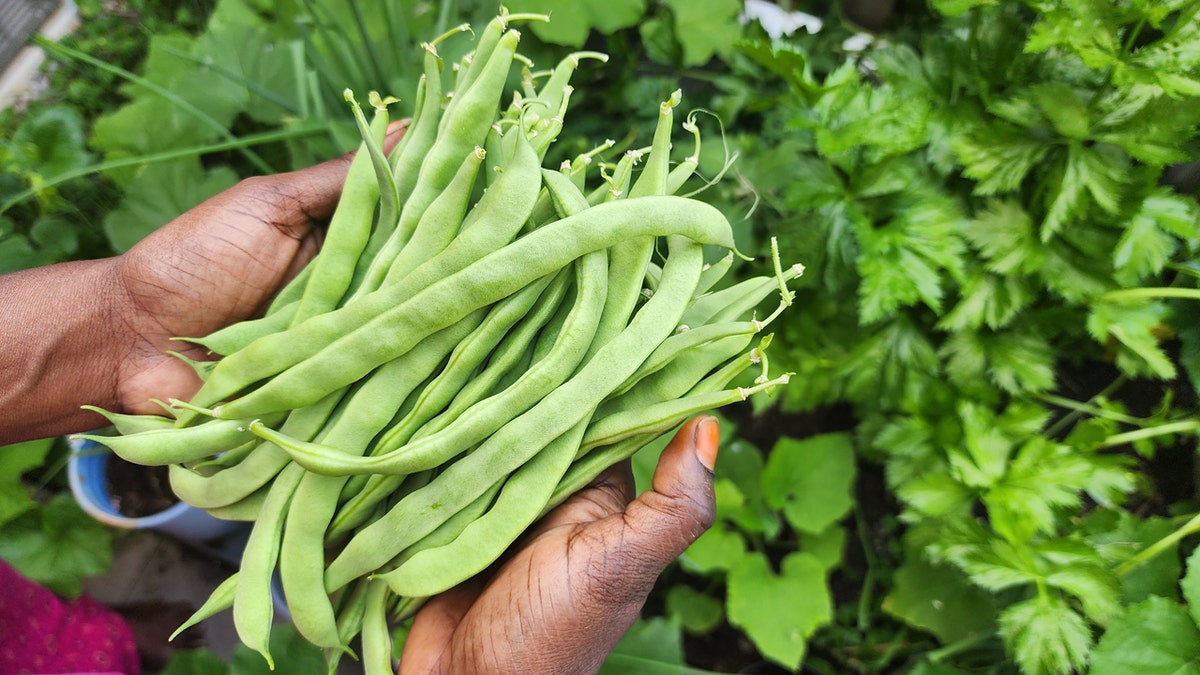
[721,0,1200,672]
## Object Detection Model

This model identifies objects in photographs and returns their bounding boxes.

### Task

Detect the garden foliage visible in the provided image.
[5,0,1200,673]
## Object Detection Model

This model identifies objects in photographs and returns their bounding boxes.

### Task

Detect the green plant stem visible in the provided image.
[1042,376,1127,439]
[926,631,995,663]
[0,124,327,216]
[1102,287,1200,303]
[1115,510,1200,577]
[33,35,276,176]
[153,42,301,115]
[854,504,878,632]
[1037,391,1145,427]
[1099,420,1200,449]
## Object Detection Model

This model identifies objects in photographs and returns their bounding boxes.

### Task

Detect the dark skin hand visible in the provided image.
[0,122,721,674]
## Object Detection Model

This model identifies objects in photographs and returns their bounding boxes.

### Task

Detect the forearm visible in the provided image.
[0,258,127,444]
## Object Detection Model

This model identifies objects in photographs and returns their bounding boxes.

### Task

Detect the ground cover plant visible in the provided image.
[6,0,1200,673]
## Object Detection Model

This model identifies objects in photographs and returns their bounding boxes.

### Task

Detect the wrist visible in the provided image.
[0,257,129,444]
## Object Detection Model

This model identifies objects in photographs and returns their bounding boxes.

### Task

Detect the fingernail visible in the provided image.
[694,415,719,472]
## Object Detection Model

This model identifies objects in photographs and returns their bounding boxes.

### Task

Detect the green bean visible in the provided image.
[388,29,519,254]
[183,300,299,357]
[344,91,400,268]
[599,334,754,419]
[168,443,287,509]
[72,417,265,466]
[322,235,702,589]
[266,262,311,315]
[664,112,702,196]
[382,480,503,572]
[257,250,606,478]
[586,92,680,361]
[183,133,546,416]
[553,348,778,510]
[584,373,791,454]
[377,419,586,597]
[203,484,268,521]
[185,438,257,473]
[170,572,237,641]
[696,253,734,298]
[325,579,368,675]
[416,267,571,440]
[605,323,763,401]
[374,271,559,454]
[383,145,486,283]
[234,462,304,669]
[361,581,393,675]
[210,197,734,419]
[280,311,487,649]
[79,405,174,435]
[291,106,386,325]
[328,468,433,541]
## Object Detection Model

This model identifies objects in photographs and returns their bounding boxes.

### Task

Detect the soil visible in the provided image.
[106,455,179,517]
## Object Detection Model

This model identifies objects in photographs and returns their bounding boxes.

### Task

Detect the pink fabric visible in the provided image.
[0,561,140,675]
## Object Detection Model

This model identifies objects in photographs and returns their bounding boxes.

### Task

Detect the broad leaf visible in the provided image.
[103,159,239,252]
[883,554,998,644]
[727,552,832,670]
[1090,595,1200,674]
[0,494,113,598]
[0,438,55,527]
[665,584,724,634]
[761,433,856,535]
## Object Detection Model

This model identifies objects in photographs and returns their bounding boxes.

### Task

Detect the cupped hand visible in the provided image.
[111,123,407,414]
[398,415,720,675]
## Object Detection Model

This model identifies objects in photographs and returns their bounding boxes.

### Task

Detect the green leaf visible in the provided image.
[1029,83,1091,140]
[799,525,846,571]
[505,0,649,46]
[0,438,54,527]
[680,522,747,575]
[662,0,742,66]
[1081,509,1178,603]
[160,649,231,675]
[939,272,1034,331]
[665,584,724,634]
[883,554,998,644]
[9,105,92,178]
[229,621,326,674]
[761,433,856,535]
[952,123,1051,195]
[727,552,832,670]
[963,200,1042,276]
[1090,595,1200,675]
[103,159,239,252]
[0,493,113,598]
[1087,300,1176,379]
[931,0,996,16]
[998,594,1092,675]
[1042,143,1127,239]
[598,617,686,675]
[1114,202,1182,285]
[940,326,1057,395]
[1182,545,1200,629]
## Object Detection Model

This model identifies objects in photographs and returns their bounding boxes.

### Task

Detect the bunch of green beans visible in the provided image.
[75,9,801,672]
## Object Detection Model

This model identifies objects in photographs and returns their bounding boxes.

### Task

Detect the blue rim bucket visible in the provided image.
[68,436,242,542]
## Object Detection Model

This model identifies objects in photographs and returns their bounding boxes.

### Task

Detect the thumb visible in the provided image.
[206,118,410,238]
[613,415,720,575]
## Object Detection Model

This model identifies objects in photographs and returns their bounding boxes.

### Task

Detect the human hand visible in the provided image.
[111,123,407,415]
[397,415,720,675]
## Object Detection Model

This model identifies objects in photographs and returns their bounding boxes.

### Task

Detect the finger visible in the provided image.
[190,118,412,240]
[610,415,720,574]
[398,578,483,675]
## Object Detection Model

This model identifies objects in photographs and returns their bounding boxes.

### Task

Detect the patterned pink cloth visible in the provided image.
[0,560,140,675]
